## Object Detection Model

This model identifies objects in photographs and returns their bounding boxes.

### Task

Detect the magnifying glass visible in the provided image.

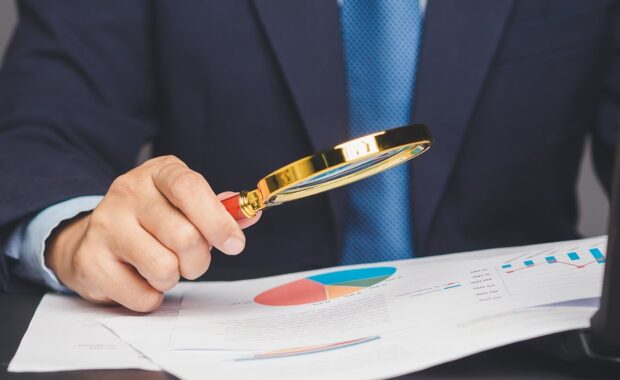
[221,124,433,220]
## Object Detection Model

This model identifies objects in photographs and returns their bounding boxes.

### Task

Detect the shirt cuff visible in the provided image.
[4,196,104,292]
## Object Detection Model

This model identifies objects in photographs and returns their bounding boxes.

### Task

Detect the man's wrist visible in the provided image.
[45,212,92,290]
[3,195,104,292]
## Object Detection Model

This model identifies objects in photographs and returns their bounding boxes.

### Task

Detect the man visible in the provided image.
[0,1,618,312]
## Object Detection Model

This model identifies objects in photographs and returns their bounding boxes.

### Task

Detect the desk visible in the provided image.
[1,288,619,379]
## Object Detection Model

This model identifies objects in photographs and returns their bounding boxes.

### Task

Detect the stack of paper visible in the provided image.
[10,236,605,379]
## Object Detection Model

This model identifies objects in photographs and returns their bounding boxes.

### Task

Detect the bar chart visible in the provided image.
[495,242,606,298]
[500,248,606,273]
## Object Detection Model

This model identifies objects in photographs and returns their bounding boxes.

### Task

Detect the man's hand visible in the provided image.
[44,156,260,312]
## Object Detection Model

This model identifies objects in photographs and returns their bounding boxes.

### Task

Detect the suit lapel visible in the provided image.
[252,0,349,254]
[252,0,348,151]
[411,0,515,254]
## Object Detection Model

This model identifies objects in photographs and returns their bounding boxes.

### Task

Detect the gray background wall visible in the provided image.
[0,1,15,57]
[0,0,610,237]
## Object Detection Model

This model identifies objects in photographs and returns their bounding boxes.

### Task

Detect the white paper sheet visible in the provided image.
[169,236,605,351]
[101,298,596,380]
[8,282,195,372]
[99,236,604,380]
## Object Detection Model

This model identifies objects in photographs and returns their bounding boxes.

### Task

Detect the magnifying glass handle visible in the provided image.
[221,193,249,221]
[221,190,264,221]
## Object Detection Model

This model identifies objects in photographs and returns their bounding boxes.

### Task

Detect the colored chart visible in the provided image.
[500,248,606,273]
[495,243,606,297]
[254,267,396,306]
[235,336,380,361]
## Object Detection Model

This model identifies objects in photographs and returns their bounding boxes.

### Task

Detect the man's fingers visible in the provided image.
[73,245,164,313]
[55,155,264,312]
[151,157,246,255]
[137,193,212,280]
[107,219,181,292]
[79,290,113,305]
[238,211,262,229]
[217,192,262,229]
[98,259,164,313]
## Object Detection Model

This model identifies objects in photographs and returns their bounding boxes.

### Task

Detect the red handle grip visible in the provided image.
[221,193,250,221]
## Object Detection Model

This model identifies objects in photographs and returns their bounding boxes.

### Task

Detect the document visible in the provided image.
[169,236,604,351]
[8,282,195,372]
[102,305,595,380]
[99,236,604,380]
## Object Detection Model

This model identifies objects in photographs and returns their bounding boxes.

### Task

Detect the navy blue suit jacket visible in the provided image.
[1,0,619,289]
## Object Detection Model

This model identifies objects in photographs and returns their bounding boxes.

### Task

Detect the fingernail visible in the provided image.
[223,237,245,255]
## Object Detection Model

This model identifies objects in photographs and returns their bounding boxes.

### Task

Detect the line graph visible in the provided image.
[500,248,605,273]
[495,242,606,297]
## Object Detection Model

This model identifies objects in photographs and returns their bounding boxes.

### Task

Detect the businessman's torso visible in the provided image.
[104,0,620,275]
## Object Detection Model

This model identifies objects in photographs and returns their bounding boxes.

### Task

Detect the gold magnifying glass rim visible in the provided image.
[238,124,432,217]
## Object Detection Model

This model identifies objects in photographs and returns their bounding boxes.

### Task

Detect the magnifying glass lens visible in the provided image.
[221,124,432,220]
[283,145,413,194]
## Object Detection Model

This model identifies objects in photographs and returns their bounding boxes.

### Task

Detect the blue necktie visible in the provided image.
[340,0,424,264]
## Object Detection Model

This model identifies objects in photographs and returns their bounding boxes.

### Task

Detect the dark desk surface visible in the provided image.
[2,289,620,380]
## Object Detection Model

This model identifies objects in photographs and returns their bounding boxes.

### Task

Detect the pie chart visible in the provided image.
[254,267,396,306]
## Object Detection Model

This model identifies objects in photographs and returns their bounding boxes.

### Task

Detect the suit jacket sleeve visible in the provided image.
[0,1,159,289]
[592,5,620,194]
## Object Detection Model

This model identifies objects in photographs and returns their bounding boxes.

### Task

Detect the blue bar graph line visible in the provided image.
[524,260,534,267]
[501,264,512,269]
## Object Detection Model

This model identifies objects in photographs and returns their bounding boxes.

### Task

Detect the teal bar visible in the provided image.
[545,256,557,264]
[308,267,396,285]
[524,260,534,267]
[589,248,606,264]
[501,264,512,269]
[567,252,579,261]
